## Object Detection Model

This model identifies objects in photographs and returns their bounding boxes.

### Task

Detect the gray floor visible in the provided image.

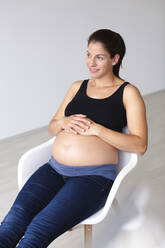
[0,89,165,247]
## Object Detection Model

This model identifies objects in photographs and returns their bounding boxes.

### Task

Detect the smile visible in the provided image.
[89,68,100,73]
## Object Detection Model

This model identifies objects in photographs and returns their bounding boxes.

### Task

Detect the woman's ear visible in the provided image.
[112,54,120,66]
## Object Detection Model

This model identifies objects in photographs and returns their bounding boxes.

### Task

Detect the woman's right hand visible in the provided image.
[62,114,91,134]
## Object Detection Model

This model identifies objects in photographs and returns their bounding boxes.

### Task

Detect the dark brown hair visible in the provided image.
[87,29,126,78]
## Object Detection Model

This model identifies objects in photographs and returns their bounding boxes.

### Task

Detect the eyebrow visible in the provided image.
[86,51,106,56]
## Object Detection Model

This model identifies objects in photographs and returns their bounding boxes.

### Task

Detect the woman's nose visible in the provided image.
[89,58,96,66]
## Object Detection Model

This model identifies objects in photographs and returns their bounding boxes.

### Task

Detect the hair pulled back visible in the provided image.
[87,29,126,78]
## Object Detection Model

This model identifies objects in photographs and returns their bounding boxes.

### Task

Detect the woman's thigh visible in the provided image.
[13,163,66,215]
[18,175,114,248]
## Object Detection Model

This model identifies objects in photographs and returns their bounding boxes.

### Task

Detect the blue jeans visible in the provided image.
[0,162,114,248]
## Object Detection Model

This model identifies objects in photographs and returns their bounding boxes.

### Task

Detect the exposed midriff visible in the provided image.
[52,129,118,166]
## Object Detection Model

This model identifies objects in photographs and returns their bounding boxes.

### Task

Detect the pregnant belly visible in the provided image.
[52,130,119,166]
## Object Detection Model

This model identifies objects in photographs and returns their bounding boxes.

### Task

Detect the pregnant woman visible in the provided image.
[0,29,148,248]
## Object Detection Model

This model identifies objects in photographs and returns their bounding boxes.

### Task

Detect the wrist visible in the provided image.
[58,117,66,130]
[94,123,102,136]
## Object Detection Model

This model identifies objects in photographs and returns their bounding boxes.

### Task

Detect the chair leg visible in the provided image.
[84,224,92,248]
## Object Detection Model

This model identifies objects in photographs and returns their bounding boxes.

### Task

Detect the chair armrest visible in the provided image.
[81,152,138,225]
[18,137,55,190]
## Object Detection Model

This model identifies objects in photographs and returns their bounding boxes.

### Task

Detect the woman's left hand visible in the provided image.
[77,118,98,136]
[65,115,98,136]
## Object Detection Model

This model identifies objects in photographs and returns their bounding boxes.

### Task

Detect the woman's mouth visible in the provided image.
[89,68,100,73]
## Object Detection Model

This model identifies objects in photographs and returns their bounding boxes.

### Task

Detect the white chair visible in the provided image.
[17,126,138,248]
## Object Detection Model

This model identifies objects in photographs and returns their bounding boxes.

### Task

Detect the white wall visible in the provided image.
[0,0,164,140]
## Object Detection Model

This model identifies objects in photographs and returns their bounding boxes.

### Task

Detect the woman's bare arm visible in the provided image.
[94,84,148,155]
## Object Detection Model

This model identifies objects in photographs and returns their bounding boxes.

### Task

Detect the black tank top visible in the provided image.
[64,79,130,132]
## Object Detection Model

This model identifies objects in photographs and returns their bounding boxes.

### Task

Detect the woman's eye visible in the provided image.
[97,57,103,60]
[86,54,103,60]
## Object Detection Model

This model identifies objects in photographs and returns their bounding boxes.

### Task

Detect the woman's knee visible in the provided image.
[0,205,31,248]
[1,205,32,230]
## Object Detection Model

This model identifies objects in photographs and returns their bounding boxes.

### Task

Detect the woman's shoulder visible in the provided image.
[123,82,144,108]
[73,79,89,86]
[119,80,139,94]
[72,79,84,87]
[71,79,86,95]
[124,81,141,95]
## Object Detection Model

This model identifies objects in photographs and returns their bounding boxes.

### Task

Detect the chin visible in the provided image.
[91,75,104,80]
[90,72,102,78]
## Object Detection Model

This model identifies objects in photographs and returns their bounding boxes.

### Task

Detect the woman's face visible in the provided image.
[86,41,119,79]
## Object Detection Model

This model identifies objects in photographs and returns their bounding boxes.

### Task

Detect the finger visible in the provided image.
[68,123,79,132]
[70,120,89,130]
[74,114,87,118]
[65,127,71,132]
[68,123,86,133]
[72,117,91,125]
[69,127,77,134]
[75,114,86,116]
